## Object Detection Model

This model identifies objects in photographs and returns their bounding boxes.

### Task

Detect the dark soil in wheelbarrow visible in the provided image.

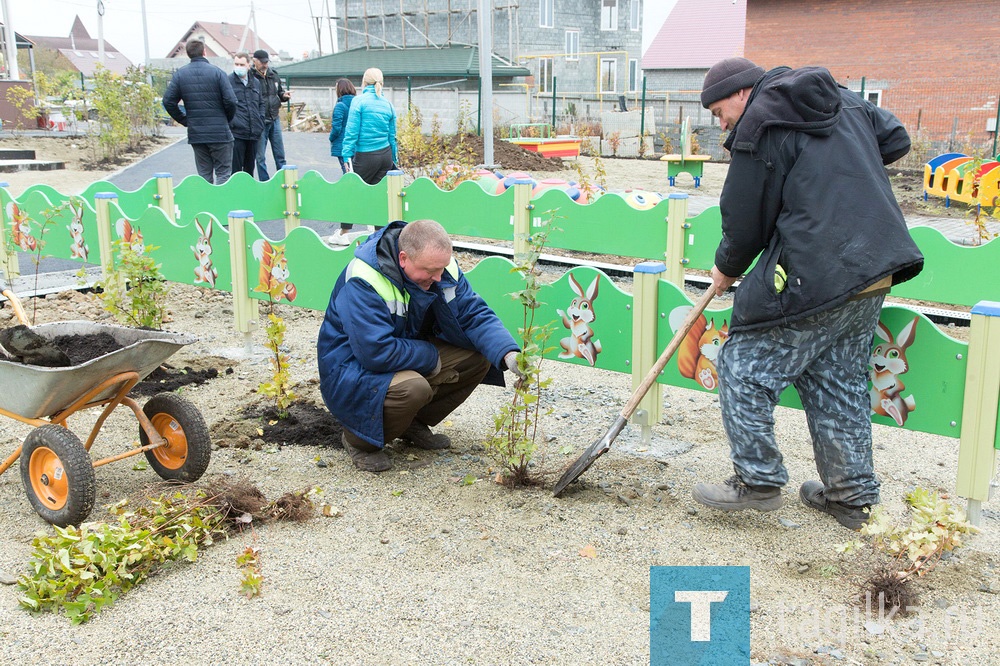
[210,400,343,450]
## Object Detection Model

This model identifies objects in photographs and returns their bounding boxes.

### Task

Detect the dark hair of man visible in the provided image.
[185,39,206,59]
[336,78,357,98]
[234,51,251,63]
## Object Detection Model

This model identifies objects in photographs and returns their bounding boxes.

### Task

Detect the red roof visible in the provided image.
[642,0,747,69]
[24,15,134,76]
[166,21,277,59]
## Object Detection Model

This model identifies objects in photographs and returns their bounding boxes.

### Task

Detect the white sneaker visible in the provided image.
[328,230,351,246]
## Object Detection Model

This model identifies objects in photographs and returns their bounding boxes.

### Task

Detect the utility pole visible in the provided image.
[1,0,21,79]
[97,0,105,67]
[140,0,152,85]
[477,0,494,166]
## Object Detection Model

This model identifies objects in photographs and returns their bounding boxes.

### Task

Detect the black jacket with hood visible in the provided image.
[716,66,923,332]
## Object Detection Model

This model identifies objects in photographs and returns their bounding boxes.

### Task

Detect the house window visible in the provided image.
[851,88,882,106]
[600,58,617,93]
[539,58,554,93]
[540,0,554,28]
[601,0,618,31]
[565,31,580,61]
[630,0,640,31]
[628,59,639,92]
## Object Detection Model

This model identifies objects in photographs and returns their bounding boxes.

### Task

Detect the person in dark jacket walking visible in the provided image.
[327,78,357,246]
[162,39,238,185]
[228,52,266,177]
[251,49,291,181]
[317,219,523,473]
[690,58,924,530]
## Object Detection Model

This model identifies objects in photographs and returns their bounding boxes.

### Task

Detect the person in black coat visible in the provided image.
[163,39,238,184]
[228,52,266,177]
[691,58,923,531]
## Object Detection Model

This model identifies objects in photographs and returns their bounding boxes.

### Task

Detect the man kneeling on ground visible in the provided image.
[317,219,522,472]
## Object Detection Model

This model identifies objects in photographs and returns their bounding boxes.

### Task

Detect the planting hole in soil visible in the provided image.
[211,401,344,450]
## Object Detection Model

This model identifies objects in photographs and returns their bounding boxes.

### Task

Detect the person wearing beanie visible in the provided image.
[690,58,924,531]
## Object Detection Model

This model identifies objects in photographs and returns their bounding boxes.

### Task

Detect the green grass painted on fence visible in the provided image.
[243,221,353,311]
[532,191,670,261]
[80,179,160,221]
[401,178,514,240]
[297,171,388,227]
[172,172,287,228]
[892,227,999,308]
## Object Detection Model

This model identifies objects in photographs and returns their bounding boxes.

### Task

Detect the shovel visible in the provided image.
[552,288,716,497]
[0,279,72,367]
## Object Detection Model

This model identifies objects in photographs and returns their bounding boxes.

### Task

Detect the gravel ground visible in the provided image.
[0,283,997,666]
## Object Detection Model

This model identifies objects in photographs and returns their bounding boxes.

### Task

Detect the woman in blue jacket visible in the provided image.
[327,78,357,246]
[341,68,398,186]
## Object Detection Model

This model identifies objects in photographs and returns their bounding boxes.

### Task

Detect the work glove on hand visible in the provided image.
[503,350,527,389]
[344,158,353,173]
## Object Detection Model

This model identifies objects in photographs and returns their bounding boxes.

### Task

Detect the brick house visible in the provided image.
[745,0,998,152]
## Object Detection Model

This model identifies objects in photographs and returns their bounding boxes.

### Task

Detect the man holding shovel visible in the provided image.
[691,58,923,529]
[317,220,523,473]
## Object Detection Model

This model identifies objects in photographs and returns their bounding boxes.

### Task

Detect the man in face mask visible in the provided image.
[228,52,266,176]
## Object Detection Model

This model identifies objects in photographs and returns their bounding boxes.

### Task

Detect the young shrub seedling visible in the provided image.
[837,487,978,611]
[257,300,296,417]
[485,215,558,486]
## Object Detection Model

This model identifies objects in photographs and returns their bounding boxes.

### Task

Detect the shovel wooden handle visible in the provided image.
[1,282,30,326]
[618,287,715,420]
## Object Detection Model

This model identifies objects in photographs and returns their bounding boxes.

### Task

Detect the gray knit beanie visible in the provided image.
[700,57,765,108]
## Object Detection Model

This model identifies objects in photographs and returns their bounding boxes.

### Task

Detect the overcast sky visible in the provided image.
[5,0,677,65]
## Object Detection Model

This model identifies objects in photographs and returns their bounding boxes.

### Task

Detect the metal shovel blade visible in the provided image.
[552,415,627,497]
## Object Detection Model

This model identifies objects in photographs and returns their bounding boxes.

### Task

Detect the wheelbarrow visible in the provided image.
[0,282,212,526]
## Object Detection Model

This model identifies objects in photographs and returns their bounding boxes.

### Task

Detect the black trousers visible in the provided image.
[353,146,394,185]
[232,138,257,176]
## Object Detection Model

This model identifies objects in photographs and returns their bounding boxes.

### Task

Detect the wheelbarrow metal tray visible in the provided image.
[0,321,197,420]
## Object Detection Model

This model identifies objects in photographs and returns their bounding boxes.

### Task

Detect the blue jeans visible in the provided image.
[716,295,885,507]
[255,119,286,181]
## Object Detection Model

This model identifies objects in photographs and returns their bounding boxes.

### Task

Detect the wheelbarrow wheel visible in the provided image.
[140,393,212,482]
[20,425,96,526]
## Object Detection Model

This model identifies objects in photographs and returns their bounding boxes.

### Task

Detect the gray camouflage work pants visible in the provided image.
[716,295,884,507]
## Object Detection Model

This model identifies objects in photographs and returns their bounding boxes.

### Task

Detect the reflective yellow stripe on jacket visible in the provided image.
[346,258,460,315]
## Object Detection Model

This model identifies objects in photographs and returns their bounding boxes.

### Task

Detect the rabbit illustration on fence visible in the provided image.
[557,273,602,366]
[869,317,918,426]
[67,201,89,261]
[191,218,218,287]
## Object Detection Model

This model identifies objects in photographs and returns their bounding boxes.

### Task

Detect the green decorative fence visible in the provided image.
[1,169,997,522]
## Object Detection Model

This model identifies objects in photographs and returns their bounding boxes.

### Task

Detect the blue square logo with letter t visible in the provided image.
[650,566,750,665]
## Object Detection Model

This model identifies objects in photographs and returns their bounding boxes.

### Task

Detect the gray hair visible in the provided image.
[399,220,452,257]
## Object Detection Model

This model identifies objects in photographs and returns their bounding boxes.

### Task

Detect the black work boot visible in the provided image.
[692,474,783,512]
[342,433,392,473]
[401,421,452,450]
[799,480,872,531]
